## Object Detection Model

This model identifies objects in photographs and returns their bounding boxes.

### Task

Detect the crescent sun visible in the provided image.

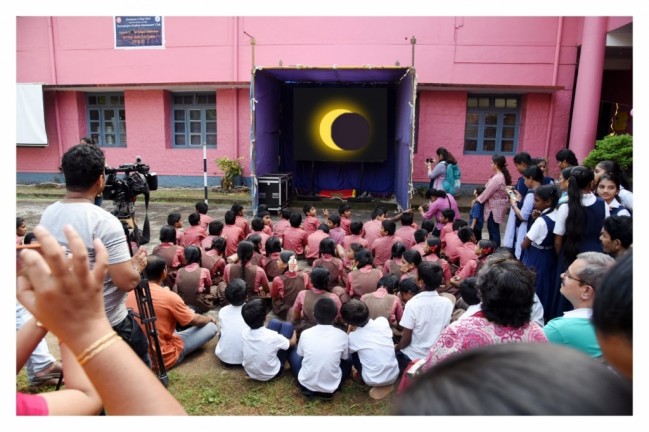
[319,109,350,151]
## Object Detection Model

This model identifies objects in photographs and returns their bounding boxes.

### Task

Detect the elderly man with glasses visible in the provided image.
[543,251,615,357]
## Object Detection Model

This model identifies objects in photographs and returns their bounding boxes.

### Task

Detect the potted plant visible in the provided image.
[215,156,244,191]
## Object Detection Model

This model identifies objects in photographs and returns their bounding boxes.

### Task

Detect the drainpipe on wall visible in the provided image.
[233,17,239,162]
[543,17,563,165]
[48,17,64,163]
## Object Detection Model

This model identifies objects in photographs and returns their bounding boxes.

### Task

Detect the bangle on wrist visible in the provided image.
[77,331,121,366]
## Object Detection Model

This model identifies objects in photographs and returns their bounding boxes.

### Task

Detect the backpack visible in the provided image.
[443,163,462,195]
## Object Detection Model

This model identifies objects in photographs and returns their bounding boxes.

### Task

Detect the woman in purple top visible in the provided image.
[418,189,460,236]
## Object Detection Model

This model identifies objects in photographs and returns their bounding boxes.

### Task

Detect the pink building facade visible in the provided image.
[16,16,633,196]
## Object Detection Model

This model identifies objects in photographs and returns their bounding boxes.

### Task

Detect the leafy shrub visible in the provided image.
[215,156,244,190]
[583,134,633,172]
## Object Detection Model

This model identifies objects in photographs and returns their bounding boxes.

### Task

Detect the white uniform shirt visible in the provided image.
[399,290,453,360]
[241,327,289,381]
[554,193,609,235]
[526,209,558,245]
[618,187,633,211]
[297,325,349,393]
[215,305,248,364]
[347,317,400,386]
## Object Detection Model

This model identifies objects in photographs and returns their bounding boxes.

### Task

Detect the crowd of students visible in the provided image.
[16,143,633,415]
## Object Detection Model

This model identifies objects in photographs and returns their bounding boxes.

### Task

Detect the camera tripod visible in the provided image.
[120,216,169,387]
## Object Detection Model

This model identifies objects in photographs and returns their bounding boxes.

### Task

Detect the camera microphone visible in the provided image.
[136,156,142,164]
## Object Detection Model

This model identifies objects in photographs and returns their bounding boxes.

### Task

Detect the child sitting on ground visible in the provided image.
[383,242,407,279]
[247,217,270,254]
[288,297,351,400]
[394,211,417,249]
[173,246,216,312]
[215,279,249,367]
[305,224,330,266]
[222,210,245,257]
[360,274,403,331]
[167,212,185,246]
[303,204,329,236]
[180,212,207,247]
[152,225,186,287]
[231,203,251,236]
[338,203,353,235]
[270,251,309,321]
[438,208,456,249]
[342,300,400,400]
[195,201,213,230]
[201,220,225,251]
[241,298,297,381]
[282,212,309,260]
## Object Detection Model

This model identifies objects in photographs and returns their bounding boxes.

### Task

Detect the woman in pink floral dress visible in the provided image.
[423,258,547,370]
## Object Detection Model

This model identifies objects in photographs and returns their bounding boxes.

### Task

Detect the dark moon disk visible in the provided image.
[331,113,370,150]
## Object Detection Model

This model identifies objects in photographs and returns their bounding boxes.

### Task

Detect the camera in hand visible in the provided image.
[507,189,519,202]
[103,157,158,219]
[426,158,435,164]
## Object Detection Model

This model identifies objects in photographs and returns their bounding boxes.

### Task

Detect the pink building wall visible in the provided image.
[16,16,632,187]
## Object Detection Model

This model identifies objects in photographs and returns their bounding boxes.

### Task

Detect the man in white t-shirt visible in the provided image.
[395,261,453,372]
[39,144,150,365]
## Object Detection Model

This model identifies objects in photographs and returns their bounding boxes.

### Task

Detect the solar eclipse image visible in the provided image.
[293,87,388,162]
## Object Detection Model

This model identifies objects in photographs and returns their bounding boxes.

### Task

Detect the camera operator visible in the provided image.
[39,144,151,366]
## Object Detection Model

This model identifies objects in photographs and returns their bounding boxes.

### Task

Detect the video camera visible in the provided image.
[426,158,436,164]
[103,157,158,219]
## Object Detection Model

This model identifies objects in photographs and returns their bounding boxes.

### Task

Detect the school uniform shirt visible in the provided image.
[329,227,346,246]
[201,234,217,251]
[152,242,185,268]
[282,226,308,255]
[347,317,400,386]
[175,228,185,246]
[215,304,248,364]
[443,232,463,264]
[181,225,207,247]
[199,213,213,231]
[342,234,369,250]
[361,287,404,324]
[246,230,270,254]
[456,242,478,267]
[606,199,631,217]
[303,215,321,236]
[273,219,291,238]
[618,187,633,211]
[399,290,454,360]
[297,324,349,393]
[395,225,417,249]
[241,327,290,381]
[235,215,251,237]
[340,216,352,235]
[371,234,403,268]
[222,224,245,257]
[526,210,558,246]
[553,193,610,235]
[305,230,330,260]
[362,219,383,249]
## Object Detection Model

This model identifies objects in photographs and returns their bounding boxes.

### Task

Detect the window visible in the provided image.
[172,93,217,147]
[464,95,520,155]
[86,93,126,147]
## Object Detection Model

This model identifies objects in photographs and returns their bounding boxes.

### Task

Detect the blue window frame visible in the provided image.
[464,95,520,155]
[172,93,217,147]
[86,93,126,147]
